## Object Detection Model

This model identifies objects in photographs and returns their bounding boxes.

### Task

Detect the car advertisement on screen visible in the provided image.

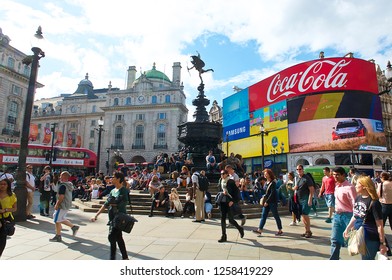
[288,91,386,152]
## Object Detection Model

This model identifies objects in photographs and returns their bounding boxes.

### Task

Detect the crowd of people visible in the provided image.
[1,161,391,260]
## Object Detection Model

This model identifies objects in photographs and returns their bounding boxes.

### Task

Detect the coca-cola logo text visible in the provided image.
[267,59,350,103]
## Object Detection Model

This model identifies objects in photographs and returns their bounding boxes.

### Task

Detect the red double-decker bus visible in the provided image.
[0,142,96,175]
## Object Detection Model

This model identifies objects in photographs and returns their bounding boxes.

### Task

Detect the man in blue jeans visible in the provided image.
[329,167,356,260]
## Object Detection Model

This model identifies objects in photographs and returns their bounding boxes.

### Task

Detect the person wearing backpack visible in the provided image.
[191,168,205,222]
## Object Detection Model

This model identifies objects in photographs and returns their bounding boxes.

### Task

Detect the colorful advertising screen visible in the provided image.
[249,58,378,111]
[288,91,386,152]
[222,88,249,128]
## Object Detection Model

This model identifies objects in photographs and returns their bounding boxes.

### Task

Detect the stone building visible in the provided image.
[0,28,43,143]
[31,62,188,173]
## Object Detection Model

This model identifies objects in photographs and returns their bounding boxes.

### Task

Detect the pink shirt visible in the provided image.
[334,180,356,213]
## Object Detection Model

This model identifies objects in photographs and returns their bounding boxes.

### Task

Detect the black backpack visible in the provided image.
[197,173,209,191]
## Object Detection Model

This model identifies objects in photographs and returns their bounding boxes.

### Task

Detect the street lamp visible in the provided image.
[95,117,104,175]
[14,26,45,222]
[380,61,392,95]
[225,131,229,157]
[49,123,56,167]
[260,124,268,170]
[106,148,110,175]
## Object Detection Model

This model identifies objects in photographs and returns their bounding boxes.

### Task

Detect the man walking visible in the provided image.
[25,165,36,219]
[318,167,336,223]
[225,165,246,226]
[329,167,356,260]
[191,167,205,222]
[49,171,79,242]
[294,164,314,238]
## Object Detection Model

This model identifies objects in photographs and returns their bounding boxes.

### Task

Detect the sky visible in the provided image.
[2,0,392,119]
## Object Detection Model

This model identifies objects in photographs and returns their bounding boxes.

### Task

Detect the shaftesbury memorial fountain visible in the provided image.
[178,52,223,170]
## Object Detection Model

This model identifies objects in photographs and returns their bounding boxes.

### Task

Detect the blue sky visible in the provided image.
[1,0,392,119]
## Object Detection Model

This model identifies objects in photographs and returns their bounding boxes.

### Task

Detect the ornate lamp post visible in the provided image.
[95,117,104,175]
[14,26,45,222]
[106,148,110,175]
[260,124,268,170]
[385,61,392,87]
[49,123,56,167]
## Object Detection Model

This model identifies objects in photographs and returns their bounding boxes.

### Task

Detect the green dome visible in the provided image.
[144,63,171,82]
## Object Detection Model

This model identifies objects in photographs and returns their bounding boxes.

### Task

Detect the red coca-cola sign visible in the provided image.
[249,58,378,111]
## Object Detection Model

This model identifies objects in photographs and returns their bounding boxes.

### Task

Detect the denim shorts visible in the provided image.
[324,193,335,208]
[299,198,311,215]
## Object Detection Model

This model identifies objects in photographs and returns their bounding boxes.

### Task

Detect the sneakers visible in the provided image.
[289,221,297,226]
[325,218,332,223]
[241,215,247,226]
[71,225,80,236]
[49,235,62,242]
[275,231,284,236]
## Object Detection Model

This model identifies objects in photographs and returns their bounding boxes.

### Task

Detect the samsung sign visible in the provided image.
[223,120,249,141]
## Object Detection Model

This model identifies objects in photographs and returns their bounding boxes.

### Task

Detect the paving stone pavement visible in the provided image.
[5,192,389,260]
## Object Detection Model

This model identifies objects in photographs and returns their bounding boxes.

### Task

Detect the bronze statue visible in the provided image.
[188,51,214,83]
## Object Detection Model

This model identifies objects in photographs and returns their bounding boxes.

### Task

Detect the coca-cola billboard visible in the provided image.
[249,58,378,111]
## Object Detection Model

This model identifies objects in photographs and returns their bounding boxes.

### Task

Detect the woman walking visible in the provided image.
[344,175,388,260]
[253,169,283,236]
[217,169,244,242]
[0,178,17,257]
[91,171,130,260]
[286,171,301,225]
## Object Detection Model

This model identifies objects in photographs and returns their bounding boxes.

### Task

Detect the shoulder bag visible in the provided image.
[260,182,272,206]
[113,212,138,233]
[347,200,374,256]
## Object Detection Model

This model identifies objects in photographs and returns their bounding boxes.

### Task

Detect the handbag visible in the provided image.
[347,226,366,256]
[260,182,272,206]
[113,212,138,233]
[1,218,15,236]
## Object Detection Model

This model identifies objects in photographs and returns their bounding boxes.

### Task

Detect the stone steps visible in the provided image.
[72,187,328,219]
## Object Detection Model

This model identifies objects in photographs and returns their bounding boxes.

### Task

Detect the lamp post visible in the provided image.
[260,124,268,171]
[14,27,45,222]
[49,123,56,167]
[106,148,110,175]
[225,132,229,157]
[95,117,104,175]
[14,26,45,221]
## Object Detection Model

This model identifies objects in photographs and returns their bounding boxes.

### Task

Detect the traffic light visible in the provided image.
[45,152,50,161]
[53,148,58,161]
[105,161,109,169]
[382,163,386,170]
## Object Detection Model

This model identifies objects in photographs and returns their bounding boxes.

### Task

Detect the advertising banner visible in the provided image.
[42,127,51,145]
[29,123,38,141]
[222,89,249,127]
[223,120,249,142]
[54,131,63,146]
[227,128,289,158]
[249,58,378,111]
[75,135,82,148]
[67,133,73,147]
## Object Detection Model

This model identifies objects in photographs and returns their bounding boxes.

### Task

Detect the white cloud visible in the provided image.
[1,0,392,112]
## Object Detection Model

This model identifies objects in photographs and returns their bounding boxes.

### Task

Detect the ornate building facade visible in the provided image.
[31,62,188,172]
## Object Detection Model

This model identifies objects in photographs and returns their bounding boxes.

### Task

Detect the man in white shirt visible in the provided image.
[26,165,36,219]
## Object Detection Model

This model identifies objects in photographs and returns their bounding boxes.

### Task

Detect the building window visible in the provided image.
[126,97,131,105]
[89,143,94,150]
[165,95,171,103]
[91,120,96,126]
[113,98,119,106]
[24,65,30,76]
[136,113,145,121]
[157,112,166,119]
[71,132,77,146]
[7,57,15,70]
[11,84,22,96]
[157,124,166,146]
[135,125,144,147]
[152,95,157,104]
[70,122,78,129]
[114,126,123,147]
[92,105,96,113]
[6,101,18,131]
[90,130,95,138]
[116,115,124,121]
